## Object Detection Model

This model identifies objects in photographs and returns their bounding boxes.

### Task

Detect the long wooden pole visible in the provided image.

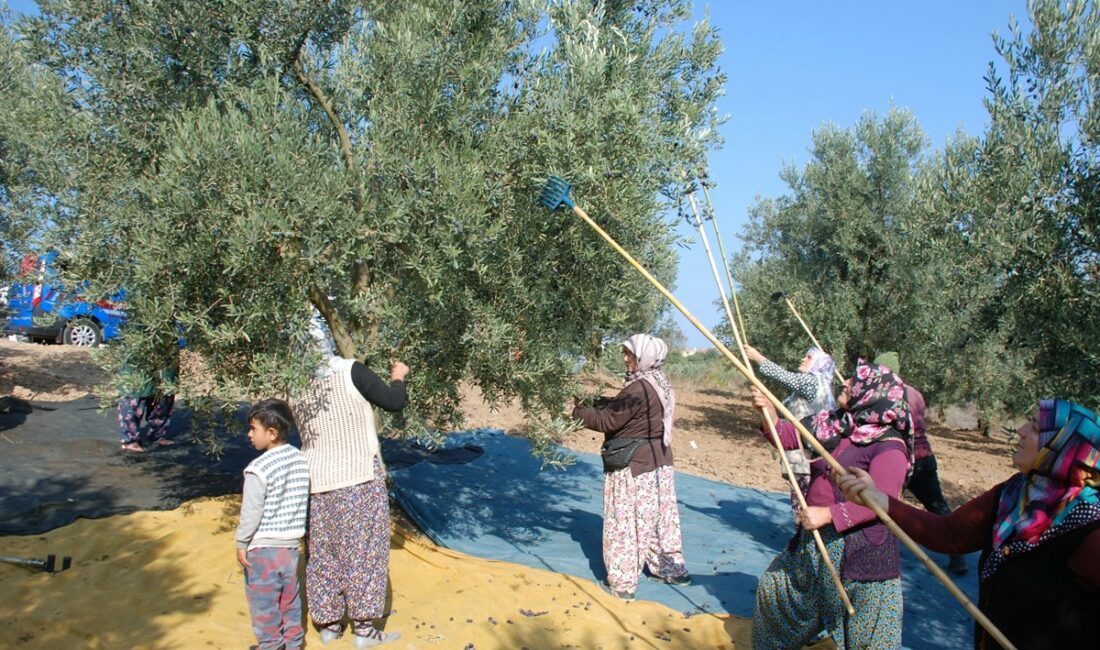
[699,182,748,343]
[562,201,1017,650]
[779,295,845,385]
[683,185,854,614]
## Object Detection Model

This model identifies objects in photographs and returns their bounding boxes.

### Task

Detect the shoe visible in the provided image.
[351,628,401,647]
[319,628,342,645]
[657,573,691,586]
[120,442,144,452]
[601,581,635,602]
[947,555,968,577]
[155,438,176,446]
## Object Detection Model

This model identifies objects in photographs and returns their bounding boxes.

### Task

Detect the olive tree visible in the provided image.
[17,0,724,454]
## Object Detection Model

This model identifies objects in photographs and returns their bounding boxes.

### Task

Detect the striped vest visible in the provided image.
[244,443,309,542]
[294,357,383,494]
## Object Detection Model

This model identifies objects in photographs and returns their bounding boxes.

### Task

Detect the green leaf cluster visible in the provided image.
[0,6,86,281]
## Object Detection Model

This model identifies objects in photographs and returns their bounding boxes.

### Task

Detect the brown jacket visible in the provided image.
[572,380,673,476]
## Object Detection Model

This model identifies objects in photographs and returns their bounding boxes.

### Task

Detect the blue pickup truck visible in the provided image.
[3,253,126,347]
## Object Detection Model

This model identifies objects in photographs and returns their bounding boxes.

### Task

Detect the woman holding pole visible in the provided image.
[837,398,1100,648]
[538,173,1015,646]
[743,344,838,421]
[750,359,913,650]
[743,344,838,517]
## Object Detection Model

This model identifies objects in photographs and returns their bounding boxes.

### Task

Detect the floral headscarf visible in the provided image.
[809,358,911,452]
[986,399,1100,577]
[622,334,675,447]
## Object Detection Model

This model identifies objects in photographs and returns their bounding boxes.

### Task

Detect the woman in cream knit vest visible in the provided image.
[295,316,409,648]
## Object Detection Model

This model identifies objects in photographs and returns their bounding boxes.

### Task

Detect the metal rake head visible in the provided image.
[538,175,575,210]
[0,553,72,573]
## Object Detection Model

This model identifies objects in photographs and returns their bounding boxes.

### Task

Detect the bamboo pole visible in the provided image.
[699,181,748,343]
[561,200,1017,650]
[683,184,855,615]
[777,294,846,385]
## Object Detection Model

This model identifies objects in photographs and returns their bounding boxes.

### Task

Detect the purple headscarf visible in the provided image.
[622,334,675,447]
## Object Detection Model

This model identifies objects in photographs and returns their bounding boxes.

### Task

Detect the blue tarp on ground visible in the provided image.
[385,429,979,650]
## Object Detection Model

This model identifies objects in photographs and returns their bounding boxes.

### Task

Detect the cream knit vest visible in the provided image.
[294,357,383,494]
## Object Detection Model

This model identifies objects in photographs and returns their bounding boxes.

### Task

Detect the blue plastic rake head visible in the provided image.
[538,175,576,210]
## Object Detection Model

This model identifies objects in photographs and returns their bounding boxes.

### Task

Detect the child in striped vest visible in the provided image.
[236,398,311,650]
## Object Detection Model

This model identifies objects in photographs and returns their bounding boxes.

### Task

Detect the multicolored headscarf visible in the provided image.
[809,358,911,452]
[989,400,1100,561]
[622,334,675,447]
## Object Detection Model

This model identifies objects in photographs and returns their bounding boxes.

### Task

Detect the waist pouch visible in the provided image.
[601,437,647,472]
[780,448,811,481]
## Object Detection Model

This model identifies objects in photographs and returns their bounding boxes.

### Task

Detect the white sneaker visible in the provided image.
[319,628,342,645]
[352,629,401,647]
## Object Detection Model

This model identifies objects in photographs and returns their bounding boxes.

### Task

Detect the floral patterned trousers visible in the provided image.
[117,395,174,444]
[603,465,689,593]
[752,526,903,650]
[306,457,390,631]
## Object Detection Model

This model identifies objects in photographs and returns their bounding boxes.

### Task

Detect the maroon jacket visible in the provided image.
[906,385,933,459]
[572,380,673,477]
[769,419,909,580]
[888,485,1100,648]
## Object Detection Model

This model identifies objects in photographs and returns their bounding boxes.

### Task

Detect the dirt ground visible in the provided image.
[0,338,1012,507]
[0,338,107,402]
[461,369,1016,508]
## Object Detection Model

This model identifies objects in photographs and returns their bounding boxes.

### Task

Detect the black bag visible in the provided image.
[600,437,646,472]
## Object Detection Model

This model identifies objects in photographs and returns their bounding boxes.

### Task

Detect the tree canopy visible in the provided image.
[728,109,933,382]
[0,4,79,282]
[930,0,1100,414]
[730,0,1099,424]
[5,0,725,452]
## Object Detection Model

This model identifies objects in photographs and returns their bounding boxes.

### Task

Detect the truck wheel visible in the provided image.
[63,318,103,347]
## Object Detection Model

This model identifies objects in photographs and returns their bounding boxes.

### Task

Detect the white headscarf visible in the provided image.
[784,347,837,420]
[622,333,675,447]
[308,312,339,379]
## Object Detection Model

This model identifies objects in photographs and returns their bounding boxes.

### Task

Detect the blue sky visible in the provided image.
[6,0,1032,349]
[672,1,1030,347]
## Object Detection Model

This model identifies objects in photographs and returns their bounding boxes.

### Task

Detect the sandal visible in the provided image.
[120,442,144,452]
[155,438,176,446]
